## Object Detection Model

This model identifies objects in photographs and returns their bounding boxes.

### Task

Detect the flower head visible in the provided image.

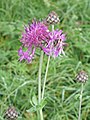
[4,106,18,120]
[18,21,50,63]
[18,17,67,63]
[46,11,60,25]
[76,70,88,83]
[42,29,66,58]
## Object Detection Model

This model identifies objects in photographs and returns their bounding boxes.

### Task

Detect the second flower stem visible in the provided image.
[42,25,54,99]
[42,55,50,99]
[78,83,84,120]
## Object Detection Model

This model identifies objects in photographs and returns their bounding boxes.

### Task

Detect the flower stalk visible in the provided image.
[42,55,50,99]
[38,51,43,120]
[78,83,83,120]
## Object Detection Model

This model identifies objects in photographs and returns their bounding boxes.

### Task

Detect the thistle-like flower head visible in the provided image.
[18,21,50,63]
[42,29,66,57]
[18,13,67,63]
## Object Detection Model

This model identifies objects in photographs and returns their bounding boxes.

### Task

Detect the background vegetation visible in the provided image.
[0,0,90,119]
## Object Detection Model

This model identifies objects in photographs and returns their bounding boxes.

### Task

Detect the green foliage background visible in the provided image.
[0,0,90,119]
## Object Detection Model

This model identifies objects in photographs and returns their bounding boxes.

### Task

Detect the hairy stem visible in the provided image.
[78,83,84,120]
[38,51,43,120]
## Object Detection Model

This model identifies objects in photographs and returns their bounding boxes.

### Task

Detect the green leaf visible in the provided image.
[32,95,38,105]
[27,98,47,113]
[39,98,47,109]
[26,106,37,113]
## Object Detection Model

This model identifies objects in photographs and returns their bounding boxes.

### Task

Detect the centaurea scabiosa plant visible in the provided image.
[18,11,67,120]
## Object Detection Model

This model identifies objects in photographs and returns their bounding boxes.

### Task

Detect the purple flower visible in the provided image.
[42,29,66,58]
[18,21,50,63]
[18,20,67,63]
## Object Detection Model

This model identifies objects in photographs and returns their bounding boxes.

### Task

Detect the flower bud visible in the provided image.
[4,106,18,120]
[76,71,88,83]
[46,11,60,25]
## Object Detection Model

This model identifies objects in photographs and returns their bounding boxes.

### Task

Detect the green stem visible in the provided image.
[42,25,54,99]
[38,51,43,120]
[78,83,83,120]
[42,55,50,99]
[40,110,43,120]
